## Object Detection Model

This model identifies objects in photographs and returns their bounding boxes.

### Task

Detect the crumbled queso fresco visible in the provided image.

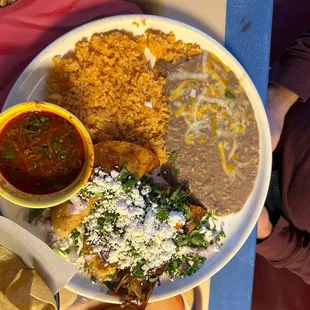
[52,166,225,280]
[81,168,187,276]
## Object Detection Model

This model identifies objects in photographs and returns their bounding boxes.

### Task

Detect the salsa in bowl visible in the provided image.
[0,101,94,208]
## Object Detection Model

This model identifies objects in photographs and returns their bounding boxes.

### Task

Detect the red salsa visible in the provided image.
[0,111,85,195]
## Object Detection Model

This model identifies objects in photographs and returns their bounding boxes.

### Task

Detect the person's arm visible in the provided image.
[267,28,310,150]
[269,28,310,103]
[257,209,310,285]
[257,28,310,282]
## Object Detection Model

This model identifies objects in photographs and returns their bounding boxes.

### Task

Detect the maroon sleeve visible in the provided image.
[269,28,310,102]
[257,216,310,284]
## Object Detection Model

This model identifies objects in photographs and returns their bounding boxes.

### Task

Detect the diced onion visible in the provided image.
[68,195,88,215]
[47,232,57,244]
[189,88,197,98]
[144,101,153,108]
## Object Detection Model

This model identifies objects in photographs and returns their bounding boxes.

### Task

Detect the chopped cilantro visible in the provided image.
[78,249,84,257]
[168,254,206,277]
[2,143,16,160]
[28,209,44,224]
[174,168,180,175]
[183,205,192,220]
[103,281,114,291]
[90,276,97,283]
[170,188,180,201]
[156,208,169,222]
[84,262,93,275]
[218,230,226,238]
[225,88,235,99]
[174,234,189,247]
[53,141,61,154]
[64,248,71,255]
[132,264,144,280]
[40,116,49,123]
[149,276,158,282]
[168,151,177,162]
[189,231,205,247]
[70,134,76,145]
[70,229,81,244]
[118,165,139,191]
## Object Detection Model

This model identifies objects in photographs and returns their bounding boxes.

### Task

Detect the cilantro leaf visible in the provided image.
[118,165,139,191]
[104,281,115,291]
[28,209,44,224]
[168,151,177,162]
[132,264,144,280]
[157,208,169,222]
[70,229,81,244]
[90,276,97,283]
[225,88,235,99]
[174,168,180,175]
[168,254,206,277]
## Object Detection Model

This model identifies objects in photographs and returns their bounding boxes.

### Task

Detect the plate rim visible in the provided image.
[3,14,272,303]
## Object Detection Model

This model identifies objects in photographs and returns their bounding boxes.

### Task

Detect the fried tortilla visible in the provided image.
[94,141,160,178]
[51,198,97,239]
[83,242,116,282]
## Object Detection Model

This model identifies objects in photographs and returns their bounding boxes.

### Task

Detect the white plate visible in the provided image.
[1,14,272,303]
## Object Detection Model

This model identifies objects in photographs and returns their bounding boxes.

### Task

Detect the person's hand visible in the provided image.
[266,84,299,150]
[257,207,273,240]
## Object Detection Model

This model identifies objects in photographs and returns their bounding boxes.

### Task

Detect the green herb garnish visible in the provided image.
[218,230,226,238]
[64,248,71,255]
[170,188,181,201]
[41,144,52,158]
[225,88,235,99]
[84,262,93,275]
[40,116,49,123]
[28,209,44,224]
[70,134,76,145]
[53,141,61,154]
[2,143,16,160]
[132,264,144,280]
[90,276,97,283]
[175,234,189,247]
[70,229,81,244]
[168,151,177,162]
[156,208,169,222]
[79,249,84,257]
[23,115,50,135]
[118,165,139,191]
[103,281,115,291]
[190,231,205,247]
[168,254,206,277]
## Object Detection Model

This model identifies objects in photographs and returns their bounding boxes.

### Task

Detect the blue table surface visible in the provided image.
[209,1,273,309]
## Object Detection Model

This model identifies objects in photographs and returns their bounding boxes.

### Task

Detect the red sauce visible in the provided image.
[0,111,85,195]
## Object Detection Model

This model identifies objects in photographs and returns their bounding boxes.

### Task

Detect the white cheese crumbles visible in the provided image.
[47,166,225,280]
[80,167,187,277]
